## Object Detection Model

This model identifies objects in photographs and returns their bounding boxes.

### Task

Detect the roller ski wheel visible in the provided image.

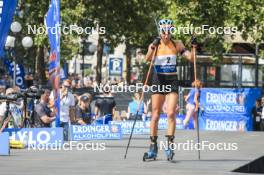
[143,151,157,161]
[165,149,174,161]
[165,135,175,161]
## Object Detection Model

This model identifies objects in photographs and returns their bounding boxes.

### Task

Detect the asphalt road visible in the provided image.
[0,130,263,175]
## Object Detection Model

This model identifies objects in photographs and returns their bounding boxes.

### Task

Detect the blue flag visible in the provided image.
[3,57,25,89]
[0,0,18,57]
[45,0,60,127]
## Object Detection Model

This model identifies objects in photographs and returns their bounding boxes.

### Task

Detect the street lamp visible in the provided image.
[10,21,22,33]
[22,36,33,77]
[5,21,33,87]
[5,36,16,48]
[22,36,33,49]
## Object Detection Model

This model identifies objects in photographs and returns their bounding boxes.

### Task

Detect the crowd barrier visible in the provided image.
[1,88,261,153]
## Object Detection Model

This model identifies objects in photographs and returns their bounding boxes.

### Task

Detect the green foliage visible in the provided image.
[84,68,93,77]
[168,0,264,62]
[11,0,49,68]
[10,0,264,76]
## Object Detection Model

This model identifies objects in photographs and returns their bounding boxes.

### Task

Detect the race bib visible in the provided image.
[154,55,177,73]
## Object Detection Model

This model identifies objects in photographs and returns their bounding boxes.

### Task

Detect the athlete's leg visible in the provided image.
[150,94,165,136]
[193,110,198,128]
[143,93,165,160]
[166,92,178,136]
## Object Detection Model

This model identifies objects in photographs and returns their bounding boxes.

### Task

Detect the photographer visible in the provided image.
[0,88,24,128]
[33,89,55,128]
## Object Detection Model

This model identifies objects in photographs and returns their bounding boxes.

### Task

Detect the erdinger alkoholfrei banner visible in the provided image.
[199,88,262,131]
[45,0,60,127]
[0,0,17,57]
[109,114,194,135]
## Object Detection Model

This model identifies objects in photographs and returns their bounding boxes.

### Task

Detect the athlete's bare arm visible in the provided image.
[146,44,156,61]
[175,41,195,62]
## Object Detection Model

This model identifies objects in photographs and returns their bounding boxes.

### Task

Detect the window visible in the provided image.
[80,64,91,70]
[220,65,239,86]
[242,65,255,86]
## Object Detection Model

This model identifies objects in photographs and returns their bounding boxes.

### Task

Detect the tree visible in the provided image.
[15,0,90,84]
[168,0,231,61]
[14,0,49,84]
[84,0,167,84]
[168,0,264,60]
[118,0,167,84]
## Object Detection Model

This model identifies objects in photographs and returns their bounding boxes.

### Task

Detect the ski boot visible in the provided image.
[143,136,158,161]
[164,135,175,161]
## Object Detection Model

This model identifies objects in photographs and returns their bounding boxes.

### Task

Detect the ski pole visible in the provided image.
[192,35,201,160]
[124,17,160,159]
[124,46,158,159]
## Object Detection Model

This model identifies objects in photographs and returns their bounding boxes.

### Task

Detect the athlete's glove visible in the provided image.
[152,37,160,47]
[191,36,198,47]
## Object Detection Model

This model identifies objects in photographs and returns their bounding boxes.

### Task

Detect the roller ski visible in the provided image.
[143,136,158,161]
[164,135,175,161]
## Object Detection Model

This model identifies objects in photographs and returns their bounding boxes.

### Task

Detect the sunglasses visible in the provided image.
[161,30,171,35]
[63,85,71,88]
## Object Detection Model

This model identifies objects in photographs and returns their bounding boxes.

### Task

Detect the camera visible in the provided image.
[21,86,46,99]
[0,94,22,101]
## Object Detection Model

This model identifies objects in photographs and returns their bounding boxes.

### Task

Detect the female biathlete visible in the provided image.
[143,19,195,161]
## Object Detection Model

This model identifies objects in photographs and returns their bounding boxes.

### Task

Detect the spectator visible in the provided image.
[24,74,33,88]
[94,86,116,124]
[0,75,11,88]
[183,80,203,128]
[77,79,83,88]
[111,78,118,85]
[71,79,77,89]
[252,99,262,131]
[261,98,264,131]
[33,89,55,128]
[50,79,75,140]
[75,94,92,125]
[73,94,79,107]
[83,77,89,87]
[12,86,24,111]
[0,83,6,95]
[84,77,93,87]
[127,92,149,121]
